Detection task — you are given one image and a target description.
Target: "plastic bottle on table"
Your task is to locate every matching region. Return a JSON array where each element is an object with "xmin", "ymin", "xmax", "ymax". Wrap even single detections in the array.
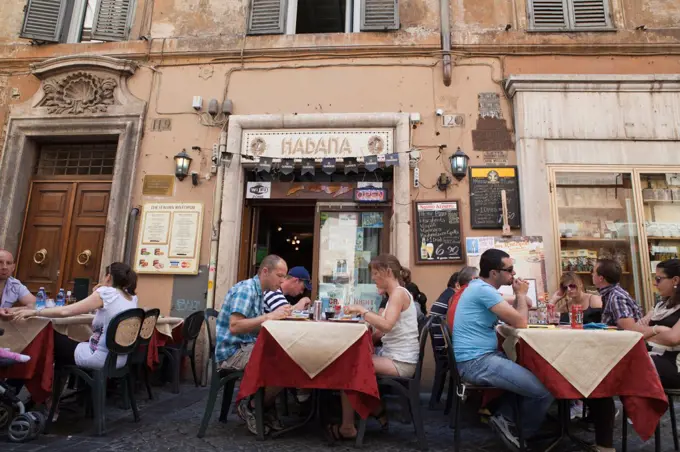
[
  {"xmin": 36, "ymin": 287, "xmax": 46, "ymax": 311},
  {"xmin": 56, "ymin": 288, "xmax": 66, "ymax": 307}
]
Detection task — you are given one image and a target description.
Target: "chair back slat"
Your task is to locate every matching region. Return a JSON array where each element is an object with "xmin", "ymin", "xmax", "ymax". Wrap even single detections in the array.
[
  {"xmin": 414, "ymin": 315, "xmax": 434, "ymax": 382},
  {"xmin": 439, "ymin": 321, "xmax": 462, "ymax": 386},
  {"xmin": 139, "ymin": 308, "xmax": 161, "ymax": 343},
  {"xmin": 204, "ymin": 308, "xmax": 219, "ymax": 355}
]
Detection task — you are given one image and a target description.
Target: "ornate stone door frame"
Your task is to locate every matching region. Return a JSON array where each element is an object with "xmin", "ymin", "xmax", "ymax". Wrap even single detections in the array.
[{"xmin": 0, "ymin": 55, "xmax": 146, "ymax": 277}]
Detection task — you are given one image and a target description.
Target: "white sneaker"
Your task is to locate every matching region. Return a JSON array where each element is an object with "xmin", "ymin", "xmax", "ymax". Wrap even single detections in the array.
[{"xmin": 489, "ymin": 414, "xmax": 521, "ymax": 450}]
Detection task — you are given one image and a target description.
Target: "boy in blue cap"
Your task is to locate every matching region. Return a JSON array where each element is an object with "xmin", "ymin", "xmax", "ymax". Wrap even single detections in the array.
[{"xmin": 263, "ymin": 266, "xmax": 313, "ymax": 313}]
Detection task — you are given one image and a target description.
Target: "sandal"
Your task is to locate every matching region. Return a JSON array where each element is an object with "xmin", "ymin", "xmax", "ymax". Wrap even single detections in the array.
[
  {"xmin": 326, "ymin": 423, "xmax": 357, "ymax": 441},
  {"xmin": 372, "ymin": 407, "xmax": 389, "ymax": 431}
]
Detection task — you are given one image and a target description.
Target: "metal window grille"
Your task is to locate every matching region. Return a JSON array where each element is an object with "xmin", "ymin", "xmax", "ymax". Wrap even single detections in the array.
[{"xmin": 35, "ymin": 143, "xmax": 117, "ymax": 176}]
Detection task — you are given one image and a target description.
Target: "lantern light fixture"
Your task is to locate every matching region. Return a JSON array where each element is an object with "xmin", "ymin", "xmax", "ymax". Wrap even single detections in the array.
[
  {"xmin": 174, "ymin": 149, "xmax": 193, "ymax": 181},
  {"xmin": 449, "ymin": 147, "xmax": 469, "ymax": 181}
]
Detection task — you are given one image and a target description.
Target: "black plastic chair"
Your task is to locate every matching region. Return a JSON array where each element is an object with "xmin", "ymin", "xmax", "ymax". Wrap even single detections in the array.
[
  {"xmin": 622, "ymin": 388, "xmax": 679, "ymax": 452},
  {"xmin": 440, "ymin": 322, "xmax": 525, "ymax": 452},
  {"xmin": 428, "ymin": 316, "xmax": 450, "ymax": 410},
  {"xmin": 129, "ymin": 309, "xmax": 160, "ymax": 400},
  {"xmin": 355, "ymin": 315, "xmax": 434, "ymax": 451},
  {"xmin": 160, "ymin": 310, "xmax": 204, "ymax": 393},
  {"xmin": 46, "ymin": 308, "xmax": 145, "ymax": 436},
  {"xmin": 197, "ymin": 308, "xmax": 248, "ymax": 438}
]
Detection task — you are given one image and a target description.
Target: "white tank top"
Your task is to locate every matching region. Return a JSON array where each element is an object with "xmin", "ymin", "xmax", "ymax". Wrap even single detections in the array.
[{"xmin": 380, "ymin": 286, "xmax": 420, "ymax": 364}]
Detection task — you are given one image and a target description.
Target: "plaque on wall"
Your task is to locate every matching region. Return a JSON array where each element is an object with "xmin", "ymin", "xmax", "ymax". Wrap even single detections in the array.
[
  {"xmin": 413, "ymin": 201, "xmax": 464, "ymax": 264},
  {"xmin": 469, "ymin": 166, "xmax": 521, "ymax": 229},
  {"xmin": 142, "ymin": 175, "xmax": 175, "ymax": 196}
]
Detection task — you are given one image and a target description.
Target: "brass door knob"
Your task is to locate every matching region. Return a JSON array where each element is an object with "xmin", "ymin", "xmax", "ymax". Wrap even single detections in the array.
[
  {"xmin": 33, "ymin": 249, "xmax": 47, "ymax": 265},
  {"xmin": 77, "ymin": 250, "xmax": 92, "ymax": 266}
]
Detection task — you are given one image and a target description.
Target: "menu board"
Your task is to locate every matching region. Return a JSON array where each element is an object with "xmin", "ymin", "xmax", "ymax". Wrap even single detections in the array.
[
  {"xmin": 469, "ymin": 166, "xmax": 521, "ymax": 229},
  {"xmin": 413, "ymin": 201, "xmax": 464, "ymax": 264},
  {"xmin": 134, "ymin": 203, "xmax": 204, "ymax": 275}
]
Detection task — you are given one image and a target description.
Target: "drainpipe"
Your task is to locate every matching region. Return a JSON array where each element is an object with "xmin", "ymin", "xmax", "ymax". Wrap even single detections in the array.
[
  {"xmin": 124, "ymin": 208, "xmax": 140, "ymax": 266},
  {"xmin": 202, "ymin": 129, "xmax": 227, "ymax": 386},
  {"xmin": 441, "ymin": 0, "xmax": 452, "ymax": 87}
]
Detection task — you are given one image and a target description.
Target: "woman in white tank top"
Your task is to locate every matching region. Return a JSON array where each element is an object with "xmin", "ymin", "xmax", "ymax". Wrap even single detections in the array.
[{"xmin": 326, "ymin": 254, "xmax": 420, "ymax": 441}]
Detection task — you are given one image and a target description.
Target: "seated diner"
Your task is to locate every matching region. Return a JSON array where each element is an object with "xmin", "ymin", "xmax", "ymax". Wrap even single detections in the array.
[
  {"xmin": 0, "ymin": 249, "xmax": 36, "ymax": 318},
  {"xmin": 547, "ymin": 271, "xmax": 603, "ymax": 324},
  {"xmin": 329, "ymin": 253, "xmax": 420, "ymax": 440}
]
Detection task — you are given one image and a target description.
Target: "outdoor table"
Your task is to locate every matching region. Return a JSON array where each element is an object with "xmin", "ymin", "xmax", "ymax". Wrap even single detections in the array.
[
  {"xmin": 498, "ymin": 325, "xmax": 668, "ymax": 446},
  {"xmin": 0, "ymin": 313, "xmax": 184, "ymax": 403},
  {"xmin": 147, "ymin": 316, "xmax": 184, "ymax": 369},
  {"xmin": 237, "ymin": 319, "xmax": 381, "ymax": 439}
]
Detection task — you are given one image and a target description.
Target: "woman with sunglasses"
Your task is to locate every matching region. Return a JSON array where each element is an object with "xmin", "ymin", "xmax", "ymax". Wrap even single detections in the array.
[
  {"xmin": 548, "ymin": 272, "xmax": 603, "ymax": 324},
  {"xmin": 640, "ymin": 259, "xmax": 680, "ymax": 388}
]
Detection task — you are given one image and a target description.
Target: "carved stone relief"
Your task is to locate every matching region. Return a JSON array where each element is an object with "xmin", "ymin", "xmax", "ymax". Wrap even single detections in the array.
[{"xmin": 39, "ymin": 72, "xmax": 118, "ymax": 115}]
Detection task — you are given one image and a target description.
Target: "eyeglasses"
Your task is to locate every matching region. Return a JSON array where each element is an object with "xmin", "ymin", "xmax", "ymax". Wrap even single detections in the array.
[
  {"xmin": 655, "ymin": 276, "xmax": 670, "ymax": 284},
  {"xmin": 498, "ymin": 266, "xmax": 514, "ymax": 273},
  {"xmin": 561, "ymin": 283, "xmax": 578, "ymax": 291}
]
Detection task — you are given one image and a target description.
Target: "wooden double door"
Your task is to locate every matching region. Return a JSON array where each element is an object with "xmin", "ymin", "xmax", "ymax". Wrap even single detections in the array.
[{"xmin": 17, "ymin": 181, "xmax": 111, "ymax": 297}]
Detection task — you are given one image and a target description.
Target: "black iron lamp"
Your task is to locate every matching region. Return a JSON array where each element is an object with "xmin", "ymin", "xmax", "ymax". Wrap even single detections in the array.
[
  {"xmin": 174, "ymin": 149, "xmax": 193, "ymax": 181},
  {"xmin": 449, "ymin": 147, "xmax": 469, "ymax": 181}
]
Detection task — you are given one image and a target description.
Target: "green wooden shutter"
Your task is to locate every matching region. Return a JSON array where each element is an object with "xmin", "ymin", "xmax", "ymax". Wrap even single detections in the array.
[
  {"xmin": 528, "ymin": 0, "xmax": 569, "ymax": 30},
  {"xmin": 570, "ymin": 0, "xmax": 610, "ymax": 29},
  {"xmin": 91, "ymin": 0, "xmax": 135, "ymax": 41},
  {"xmin": 20, "ymin": 0, "xmax": 69, "ymax": 42},
  {"xmin": 248, "ymin": 0, "xmax": 286, "ymax": 35},
  {"xmin": 361, "ymin": 0, "xmax": 399, "ymax": 31}
]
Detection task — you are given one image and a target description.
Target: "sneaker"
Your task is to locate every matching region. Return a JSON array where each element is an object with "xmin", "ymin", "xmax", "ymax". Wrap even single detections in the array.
[
  {"xmin": 265, "ymin": 407, "xmax": 285, "ymax": 431},
  {"xmin": 237, "ymin": 399, "xmax": 271, "ymax": 436},
  {"xmin": 489, "ymin": 414, "xmax": 521, "ymax": 450},
  {"xmin": 570, "ymin": 401, "xmax": 584, "ymax": 420}
]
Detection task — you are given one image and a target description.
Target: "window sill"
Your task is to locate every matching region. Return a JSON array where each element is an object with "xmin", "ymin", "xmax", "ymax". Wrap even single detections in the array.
[{"xmin": 526, "ymin": 27, "xmax": 617, "ymax": 33}]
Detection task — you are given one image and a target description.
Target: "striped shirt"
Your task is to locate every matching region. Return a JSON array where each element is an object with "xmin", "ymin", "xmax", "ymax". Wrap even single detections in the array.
[
  {"xmin": 263, "ymin": 289, "xmax": 290, "ymax": 313},
  {"xmin": 599, "ymin": 283, "xmax": 642, "ymax": 327},
  {"xmin": 430, "ymin": 287, "xmax": 455, "ymax": 354}
]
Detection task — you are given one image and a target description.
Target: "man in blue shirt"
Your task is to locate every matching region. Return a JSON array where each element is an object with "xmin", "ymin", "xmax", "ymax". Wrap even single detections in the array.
[
  {"xmin": 215, "ymin": 254, "xmax": 291, "ymax": 436},
  {"xmin": 454, "ymin": 249, "xmax": 553, "ymax": 450}
]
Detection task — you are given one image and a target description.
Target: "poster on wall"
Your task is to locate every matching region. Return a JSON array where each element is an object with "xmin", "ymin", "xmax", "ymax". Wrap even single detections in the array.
[
  {"xmin": 466, "ymin": 236, "xmax": 548, "ymax": 306},
  {"xmin": 134, "ymin": 203, "xmax": 204, "ymax": 275}
]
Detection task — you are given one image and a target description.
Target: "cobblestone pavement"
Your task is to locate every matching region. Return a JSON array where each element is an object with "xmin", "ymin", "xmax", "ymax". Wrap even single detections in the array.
[{"xmin": 2, "ymin": 384, "xmax": 677, "ymax": 451}]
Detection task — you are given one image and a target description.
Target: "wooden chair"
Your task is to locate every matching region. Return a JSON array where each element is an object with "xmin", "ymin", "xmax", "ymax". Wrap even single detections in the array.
[{"xmin": 46, "ymin": 308, "xmax": 145, "ymax": 436}]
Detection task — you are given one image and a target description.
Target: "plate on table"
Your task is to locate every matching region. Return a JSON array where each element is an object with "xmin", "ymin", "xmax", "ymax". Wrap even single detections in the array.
[
  {"xmin": 328, "ymin": 317, "xmax": 362, "ymax": 323},
  {"xmin": 283, "ymin": 316, "xmax": 310, "ymax": 321}
]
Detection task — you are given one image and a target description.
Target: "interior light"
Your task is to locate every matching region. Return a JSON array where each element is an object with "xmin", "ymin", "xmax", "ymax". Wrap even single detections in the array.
[
  {"xmin": 295, "ymin": 247, "xmax": 299, "ymax": 251},
  {"xmin": 277, "ymin": 226, "xmax": 282, "ymax": 232}
]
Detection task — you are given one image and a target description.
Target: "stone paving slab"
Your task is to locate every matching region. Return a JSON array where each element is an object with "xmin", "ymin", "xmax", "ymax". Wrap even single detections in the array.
[{"xmin": 2, "ymin": 384, "xmax": 676, "ymax": 451}]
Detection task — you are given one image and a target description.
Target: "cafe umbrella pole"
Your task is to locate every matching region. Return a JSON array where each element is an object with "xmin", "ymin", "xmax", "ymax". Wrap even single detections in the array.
[{"xmin": 203, "ymin": 128, "xmax": 228, "ymax": 386}]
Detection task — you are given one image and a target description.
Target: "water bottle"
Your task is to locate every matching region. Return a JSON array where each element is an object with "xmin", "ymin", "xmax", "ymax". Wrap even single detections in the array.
[
  {"xmin": 36, "ymin": 287, "xmax": 46, "ymax": 311},
  {"xmin": 56, "ymin": 288, "xmax": 65, "ymax": 307},
  {"xmin": 66, "ymin": 291, "xmax": 73, "ymax": 305}
]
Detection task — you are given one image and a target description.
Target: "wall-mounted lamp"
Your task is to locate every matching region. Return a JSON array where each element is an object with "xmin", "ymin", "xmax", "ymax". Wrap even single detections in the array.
[
  {"xmin": 437, "ymin": 173, "xmax": 451, "ymax": 191},
  {"xmin": 450, "ymin": 147, "xmax": 469, "ymax": 181},
  {"xmin": 174, "ymin": 149, "xmax": 193, "ymax": 181}
]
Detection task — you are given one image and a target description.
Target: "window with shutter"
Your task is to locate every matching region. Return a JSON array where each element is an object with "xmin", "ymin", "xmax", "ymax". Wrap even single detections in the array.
[
  {"xmin": 20, "ymin": 0, "xmax": 70, "ymax": 42},
  {"xmin": 528, "ymin": 0, "xmax": 612, "ymax": 31},
  {"xmin": 91, "ymin": 0, "xmax": 135, "ymax": 41},
  {"xmin": 570, "ymin": 0, "xmax": 610, "ymax": 29},
  {"xmin": 361, "ymin": 0, "xmax": 399, "ymax": 31},
  {"xmin": 248, "ymin": 0, "xmax": 287, "ymax": 35}
]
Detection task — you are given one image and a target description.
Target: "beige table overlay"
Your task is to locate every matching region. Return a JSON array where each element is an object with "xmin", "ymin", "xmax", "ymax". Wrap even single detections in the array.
[
  {"xmin": 0, "ymin": 318, "xmax": 50, "ymax": 353},
  {"xmin": 498, "ymin": 325, "xmax": 642, "ymax": 397},
  {"xmin": 264, "ymin": 320, "xmax": 368, "ymax": 379}
]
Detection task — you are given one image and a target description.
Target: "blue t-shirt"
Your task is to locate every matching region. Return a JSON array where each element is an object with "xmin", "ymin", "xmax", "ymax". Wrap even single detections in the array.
[{"xmin": 453, "ymin": 279, "xmax": 504, "ymax": 362}]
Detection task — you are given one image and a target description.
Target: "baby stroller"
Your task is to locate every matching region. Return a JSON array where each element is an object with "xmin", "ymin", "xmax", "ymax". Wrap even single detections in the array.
[{"xmin": 0, "ymin": 328, "xmax": 46, "ymax": 442}]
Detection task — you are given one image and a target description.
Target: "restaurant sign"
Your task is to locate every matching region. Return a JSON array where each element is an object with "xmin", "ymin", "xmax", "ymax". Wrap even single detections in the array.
[
  {"xmin": 242, "ymin": 129, "xmax": 393, "ymax": 160},
  {"xmin": 354, "ymin": 187, "xmax": 387, "ymax": 203}
]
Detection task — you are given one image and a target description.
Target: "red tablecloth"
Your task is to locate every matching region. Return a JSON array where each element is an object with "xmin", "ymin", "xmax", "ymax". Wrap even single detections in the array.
[
  {"xmin": 147, "ymin": 327, "xmax": 183, "ymax": 369},
  {"xmin": 519, "ymin": 337, "xmax": 667, "ymax": 441},
  {"xmin": 237, "ymin": 328, "xmax": 381, "ymax": 419},
  {"xmin": 0, "ymin": 323, "xmax": 54, "ymax": 404}
]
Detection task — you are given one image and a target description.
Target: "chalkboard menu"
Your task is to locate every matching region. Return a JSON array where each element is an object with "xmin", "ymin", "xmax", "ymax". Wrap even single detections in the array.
[
  {"xmin": 469, "ymin": 166, "xmax": 521, "ymax": 229},
  {"xmin": 413, "ymin": 201, "xmax": 464, "ymax": 264}
]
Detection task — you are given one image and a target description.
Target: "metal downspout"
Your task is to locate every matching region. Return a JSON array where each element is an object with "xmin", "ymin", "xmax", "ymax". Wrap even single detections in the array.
[{"xmin": 441, "ymin": 0, "xmax": 452, "ymax": 86}]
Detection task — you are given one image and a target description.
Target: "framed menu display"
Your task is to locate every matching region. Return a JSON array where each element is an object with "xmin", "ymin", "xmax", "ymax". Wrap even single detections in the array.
[
  {"xmin": 413, "ymin": 201, "xmax": 464, "ymax": 264},
  {"xmin": 134, "ymin": 203, "xmax": 204, "ymax": 275},
  {"xmin": 469, "ymin": 166, "xmax": 521, "ymax": 229}
]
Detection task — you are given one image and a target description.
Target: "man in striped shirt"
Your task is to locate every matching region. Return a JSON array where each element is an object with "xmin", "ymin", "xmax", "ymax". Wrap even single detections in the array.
[{"xmin": 263, "ymin": 266, "xmax": 313, "ymax": 313}]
